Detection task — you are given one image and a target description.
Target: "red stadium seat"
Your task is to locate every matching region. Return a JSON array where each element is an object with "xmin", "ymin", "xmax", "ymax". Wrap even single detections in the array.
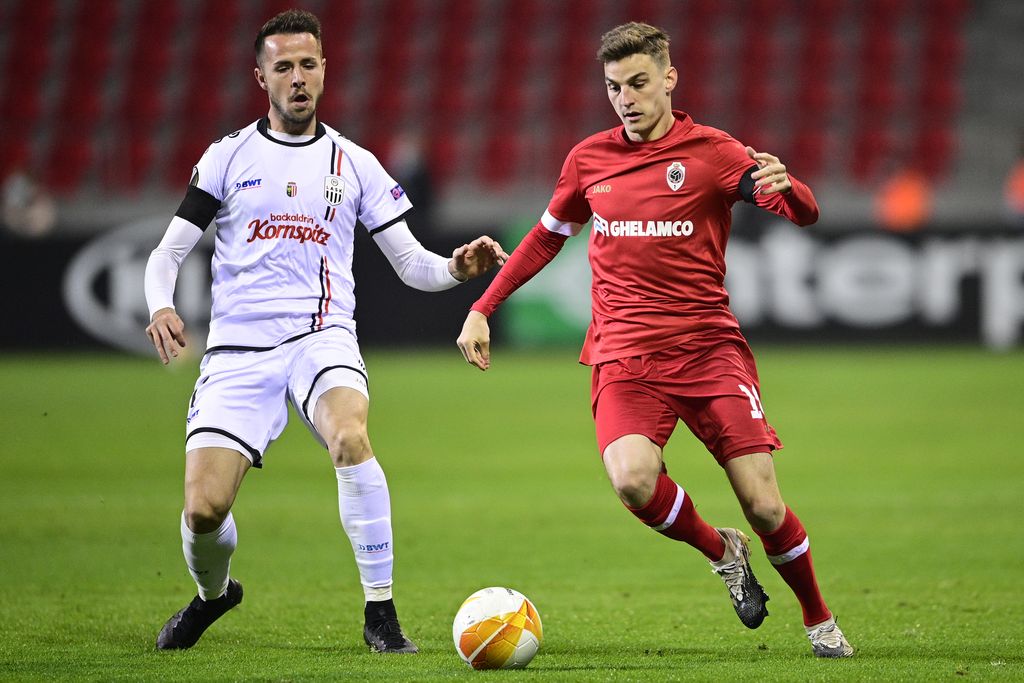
[
  {"xmin": 790, "ymin": 129, "xmax": 828, "ymax": 180},
  {"xmin": 426, "ymin": 135, "xmax": 458, "ymax": 183},
  {"xmin": 851, "ymin": 126, "xmax": 895, "ymax": 182},
  {"xmin": 913, "ymin": 125, "xmax": 956, "ymax": 177},
  {"xmin": 480, "ymin": 134, "xmax": 525, "ymax": 186},
  {"xmin": 43, "ymin": 135, "xmax": 95, "ymax": 195},
  {"xmin": 0, "ymin": 138, "xmax": 31, "ymax": 181}
]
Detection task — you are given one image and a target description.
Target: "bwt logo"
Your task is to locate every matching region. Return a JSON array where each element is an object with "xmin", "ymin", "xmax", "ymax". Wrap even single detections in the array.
[
  {"xmin": 235, "ymin": 178, "xmax": 262, "ymax": 190},
  {"xmin": 358, "ymin": 542, "xmax": 390, "ymax": 553}
]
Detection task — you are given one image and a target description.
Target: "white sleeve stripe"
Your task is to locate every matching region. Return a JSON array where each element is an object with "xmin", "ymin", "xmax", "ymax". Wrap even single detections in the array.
[
  {"xmin": 652, "ymin": 485, "xmax": 686, "ymax": 531},
  {"xmin": 767, "ymin": 537, "xmax": 810, "ymax": 565},
  {"xmin": 540, "ymin": 209, "xmax": 586, "ymax": 237}
]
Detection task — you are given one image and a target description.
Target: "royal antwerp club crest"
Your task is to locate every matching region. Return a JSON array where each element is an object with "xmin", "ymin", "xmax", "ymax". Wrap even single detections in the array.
[
  {"xmin": 666, "ymin": 162, "xmax": 686, "ymax": 191},
  {"xmin": 323, "ymin": 175, "xmax": 345, "ymax": 205}
]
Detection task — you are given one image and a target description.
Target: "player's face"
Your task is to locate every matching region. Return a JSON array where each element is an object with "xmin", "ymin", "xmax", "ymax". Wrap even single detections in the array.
[
  {"xmin": 255, "ymin": 32, "xmax": 326, "ymax": 135},
  {"xmin": 604, "ymin": 53, "xmax": 677, "ymax": 143}
]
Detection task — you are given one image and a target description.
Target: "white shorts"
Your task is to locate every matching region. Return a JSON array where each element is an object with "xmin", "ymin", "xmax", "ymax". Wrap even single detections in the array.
[{"xmin": 184, "ymin": 327, "xmax": 368, "ymax": 467}]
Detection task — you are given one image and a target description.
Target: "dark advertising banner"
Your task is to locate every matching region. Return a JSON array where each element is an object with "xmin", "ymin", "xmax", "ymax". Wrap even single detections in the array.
[
  {"xmin": 0, "ymin": 219, "xmax": 493, "ymax": 354},
  {"xmin": 503, "ymin": 221, "xmax": 1024, "ymax": 350},
  {"xmin": 2, "ymin": 220, "xmax": 1023, "ymax": 353}
]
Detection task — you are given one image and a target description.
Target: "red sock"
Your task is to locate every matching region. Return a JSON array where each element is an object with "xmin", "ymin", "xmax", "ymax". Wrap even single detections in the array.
[
  {"xmin": 626, "ymin": 473, "xmax": 725, "ymax": 560},
  {"xmin": 755, "ymin": 507, "xmax": 831, "ymax": 626}
]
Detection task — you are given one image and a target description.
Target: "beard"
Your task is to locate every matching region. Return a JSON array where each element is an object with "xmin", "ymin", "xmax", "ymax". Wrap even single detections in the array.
[{"xmin": 270, "ymin": 92, "xmax": 319, "ymax": 130}]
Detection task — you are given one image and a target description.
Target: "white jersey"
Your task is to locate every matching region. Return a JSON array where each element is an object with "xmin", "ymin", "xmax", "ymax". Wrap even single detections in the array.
[{"xmin": 187, "ymin": 118, "xmax": 412, "ymax": 351}]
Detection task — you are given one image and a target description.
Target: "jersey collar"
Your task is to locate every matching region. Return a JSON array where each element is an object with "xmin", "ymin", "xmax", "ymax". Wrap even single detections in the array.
[
  {"xmin": 617, "ymin": 110, "xmax": 694, "ymax": 147},
  {"xmin": 257, "ymin": 117, "xmax": 326, "ymax": 146}
]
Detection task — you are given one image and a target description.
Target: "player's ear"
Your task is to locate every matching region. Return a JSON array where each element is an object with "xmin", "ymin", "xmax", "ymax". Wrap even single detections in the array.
[
  {"xmin": 254, "ymin": 66, "xmax": 268, "ymax": 91},
  {"xmin": 664, "ymin": 65, "xmax": 677, "ymax": 95}
]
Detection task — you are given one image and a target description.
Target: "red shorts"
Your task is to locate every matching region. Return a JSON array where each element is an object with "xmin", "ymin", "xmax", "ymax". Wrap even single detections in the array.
[{"xmin": 591, "ymin": 336, "xmax": 783, "ymax": 466}]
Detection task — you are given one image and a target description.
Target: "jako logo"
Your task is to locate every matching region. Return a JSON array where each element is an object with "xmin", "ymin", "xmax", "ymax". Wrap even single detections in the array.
[
  {"xmin": 358, "ymin": 542, "xmax": 391, "ymax": 553},
  {"xmin": 235, "ymin": 178, "xmax": 262, "ymax": 190}
]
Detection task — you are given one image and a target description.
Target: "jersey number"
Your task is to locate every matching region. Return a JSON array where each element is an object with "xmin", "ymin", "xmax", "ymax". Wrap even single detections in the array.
[{"xmin": 738, "ymin": 384, "xmax": 765, "ymax": 419}]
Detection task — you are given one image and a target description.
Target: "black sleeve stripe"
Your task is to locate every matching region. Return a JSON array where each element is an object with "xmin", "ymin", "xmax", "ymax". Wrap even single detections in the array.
[
  {"xmin": 175, "ymin": 185, "xmax": 222, "ymax": 230},
  {"xmin": 739, "ymin": 164, "xmax": 758, "ymax": 204},
  {"xmin": 367, "ymin": 209, "xmax": 412, "ymax": 236}
]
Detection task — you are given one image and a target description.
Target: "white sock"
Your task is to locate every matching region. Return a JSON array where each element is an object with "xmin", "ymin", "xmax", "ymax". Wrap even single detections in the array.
[
  {"xmin": 336, "ymin": 458, "xmax": 394, "ymax": 602},
  {"xmin": 181, "ymin": 511, "xmax": 236, "ymax": 601}
]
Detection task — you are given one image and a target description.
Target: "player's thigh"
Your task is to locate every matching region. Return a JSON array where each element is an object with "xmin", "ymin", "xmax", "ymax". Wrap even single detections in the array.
[
  {"xmin": 668, "ymin": 343, "xmax": 782, "ymax": 465},
  {"xmin": 592, "ymin": 359, "xmax": 677, "ymax": 458},
  {"xmin": 185, "ymin": 349, "xmax": 290, "ymax": 469},
  {"xmin": 286, "ymin": 327, "xmax": 370, "ymax": 450},
  {"xmin": 183, "ymin": 446, "xmax": 252, "ymax": 531}
]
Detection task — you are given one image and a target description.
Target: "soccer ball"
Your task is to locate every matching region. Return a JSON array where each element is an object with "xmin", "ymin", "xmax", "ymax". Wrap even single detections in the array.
[{"xmin": 452, "ymin": 587, "xmax": 543, "ymax": 669}]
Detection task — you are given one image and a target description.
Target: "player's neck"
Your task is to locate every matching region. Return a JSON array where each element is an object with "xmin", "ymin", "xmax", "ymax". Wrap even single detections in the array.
[
  {"xmin": 267, "ymin": 111, "xmax": 318, "ymax": 136},
  {"xmin": 626, "ymin": 113, "xmax": 675, "ymax": 144}
]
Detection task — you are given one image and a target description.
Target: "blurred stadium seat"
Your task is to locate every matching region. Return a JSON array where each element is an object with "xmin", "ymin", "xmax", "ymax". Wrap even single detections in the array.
[{"xmin": 1, "ymin": 0, "xmax": 968, "ymax": 198}]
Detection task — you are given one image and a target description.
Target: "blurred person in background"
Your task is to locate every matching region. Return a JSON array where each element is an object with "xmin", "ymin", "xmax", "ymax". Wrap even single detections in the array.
[
  {"xmin": 1003, "ymin": 134, "xmax": 1024, "ymax": 226},
  {"xmin": 145, "ymin": 9, "xmax": 506, "ymax": 655},
  {"xmin": 1, "ymin": 170, "xmax": 56, "ymax": 238},
  {"xmin": 457, "ymin": 22, "xmax": 853, "ymax": 658},
  {"xmin": 875, "ymin": 162, "xmax": 933, "ymax": 232},
  {"xmin": 387, "ymin": 131, "xmax": 437, "ymax": 236}
]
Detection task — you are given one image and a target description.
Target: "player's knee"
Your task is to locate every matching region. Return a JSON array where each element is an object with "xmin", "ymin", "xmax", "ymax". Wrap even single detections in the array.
[
  {"xmin": 608, "ymin": 468, "xmax": 656, "ymax": 508},
  {"xmin": 740, "ymin": 494, "xmax": 785, "ymax": 532},
  {"xmin": 325, "ymin": 423, "xmax": 372, "ymax": 467},
  {"xmin": 183, "ymin": 498, "xmax": 231, "ymax": 534}
]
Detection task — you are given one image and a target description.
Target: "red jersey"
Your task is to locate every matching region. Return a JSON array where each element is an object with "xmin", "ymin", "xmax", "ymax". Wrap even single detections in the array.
[{"xmin": 473, "ymin": 110, "xmax": 818, "ymax": 365}]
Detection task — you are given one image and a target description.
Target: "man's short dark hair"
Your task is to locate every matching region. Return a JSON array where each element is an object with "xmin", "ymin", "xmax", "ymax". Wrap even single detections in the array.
[
  {"xmin": 254, "ymin": 9, "xmax": 322, "ymax": 63},
  {"xmin": 597, "ymin": 22, "xmax": 670, "ymax": 69}
]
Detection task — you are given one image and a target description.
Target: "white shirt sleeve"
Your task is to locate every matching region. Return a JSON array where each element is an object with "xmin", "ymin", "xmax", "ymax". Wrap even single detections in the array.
[
  {"xmin": 144, "ymin": 216, "xmax": 204, "ymax": 317},
  {"xmin": 372, "ymin": 220, "xmax": 462, "ymax": 291}
]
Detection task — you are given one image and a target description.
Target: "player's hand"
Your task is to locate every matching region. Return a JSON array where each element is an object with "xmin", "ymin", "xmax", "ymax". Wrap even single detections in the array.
[
  {"xmin": 747, "ymin": 146, "xmax": 792, "ymax": 195},
  {"xmin": 449, "ymin": 236, "xmax": 509, "ymax": 281},
  {"xmin": 457, "ymin": 310, "xmax": 492, "ymax": 371},
  {"xmin": 146, "ymin": 307, "xmax": 187, "ymax": 365}
]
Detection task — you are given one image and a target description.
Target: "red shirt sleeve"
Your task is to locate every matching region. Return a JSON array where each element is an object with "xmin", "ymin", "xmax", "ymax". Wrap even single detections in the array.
[
  {"xmin": 470, "ymin": 223, "xmax": 568, "ymax": 317},
  {"xmin": 547, "ymin": 147, "xmax": 592, "ymax": 225},
  {"xmin": 757, "ymin": 174, "xmax": 819, "ymax": 226}
]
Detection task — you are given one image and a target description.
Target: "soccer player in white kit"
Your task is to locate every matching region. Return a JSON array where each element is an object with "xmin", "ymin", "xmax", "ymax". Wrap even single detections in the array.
[{"xmin": 145, "ymin": 10, "xmax": 508, "ymax": 653}]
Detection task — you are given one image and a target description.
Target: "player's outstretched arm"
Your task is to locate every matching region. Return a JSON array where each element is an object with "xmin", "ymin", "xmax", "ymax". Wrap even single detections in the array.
[
  {"xmin": 457, "ymin": 310, "xmax": 492, "ymax": 371},
  {"xmin": 448, "ymin": 236, "xmax": 509, "ymax": 281},
  {"xmin": 146, "ymin": 307, "xmax": 187, "ymax": 365}
]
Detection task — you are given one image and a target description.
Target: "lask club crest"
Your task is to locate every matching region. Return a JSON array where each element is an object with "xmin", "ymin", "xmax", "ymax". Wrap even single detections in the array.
[
  {"xmin": 666, "ymin": 162, "xmax": 686, "ymax": 191},
  {"xmin": 323, "ymin": 175, "xmax": 345, "ymax": 205}
]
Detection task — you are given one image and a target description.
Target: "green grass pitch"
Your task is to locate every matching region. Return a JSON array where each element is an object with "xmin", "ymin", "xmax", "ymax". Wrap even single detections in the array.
[{"xmin": 1, "ymin": 346, "xmax": 1022, "ymax": 681}]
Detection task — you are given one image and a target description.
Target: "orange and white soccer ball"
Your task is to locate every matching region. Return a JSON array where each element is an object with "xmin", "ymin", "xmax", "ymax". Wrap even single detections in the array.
[{"xmin": 452, "ymin": 587, "xmax": 543, "ymax": 669}]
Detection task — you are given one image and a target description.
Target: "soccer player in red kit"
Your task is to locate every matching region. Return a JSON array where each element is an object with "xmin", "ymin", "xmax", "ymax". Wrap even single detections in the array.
[{"xmin": 457, "ymin": 22, "xmax": 853, "ymax": 658}]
